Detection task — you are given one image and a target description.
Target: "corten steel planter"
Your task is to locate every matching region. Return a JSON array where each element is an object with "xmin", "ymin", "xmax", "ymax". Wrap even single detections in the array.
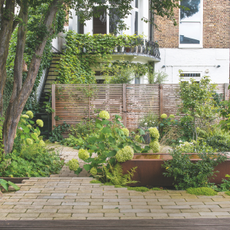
[{"xmin": 121, "ymin": 153, "xmax": 230, "ymax": 187}]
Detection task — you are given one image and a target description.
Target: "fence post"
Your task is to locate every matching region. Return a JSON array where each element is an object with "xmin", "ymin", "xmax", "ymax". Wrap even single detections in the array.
[
  {"xmin": 224, "ymin": 83, "xmax": 229, "ymax": 101},
  {"xmin": 159, "ymin": 84, "xmax": 163, "ymax": 116},
  {"xmin": 51, "ymin": 84, "xmax": 56, "ymax": 130},
  {"xmin": 123, "ymin": 84, "xmax": 127, "ymax": 127}
]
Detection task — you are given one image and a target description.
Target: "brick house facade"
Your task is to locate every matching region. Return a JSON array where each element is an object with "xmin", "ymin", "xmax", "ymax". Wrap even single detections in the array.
[{"xmin": 154, "ymin": 0, "xmax": 230, "ymax": 83}]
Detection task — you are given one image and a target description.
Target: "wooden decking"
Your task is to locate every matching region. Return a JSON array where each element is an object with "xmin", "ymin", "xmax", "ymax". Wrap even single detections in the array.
[{"xmin": 1, "ymin": 219, "xmax": 230, "ymax": 230}]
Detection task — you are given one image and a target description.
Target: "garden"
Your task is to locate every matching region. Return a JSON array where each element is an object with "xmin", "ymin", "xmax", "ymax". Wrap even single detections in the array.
[
  {"xmin": 2, "ymin": 75, "xmax": 230, "ymax": 198},
  {"xmin": 1, "ymin": 29, "xmax": 230, "ymax": 196}
]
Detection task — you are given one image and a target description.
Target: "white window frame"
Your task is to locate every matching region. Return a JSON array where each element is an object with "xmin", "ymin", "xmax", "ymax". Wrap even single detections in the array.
[
  {"xmin": 180, "ymin": 71, "xmax": 202, "ymax": 82},
  {"xmin": 179, "ymin": 0, "xmax": 203, "ymax": 49}
]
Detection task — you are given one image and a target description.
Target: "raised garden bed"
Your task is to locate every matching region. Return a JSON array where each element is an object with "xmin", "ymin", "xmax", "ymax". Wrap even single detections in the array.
[{"xmin": 121, "ymin": 153, "xmax": 230, "ymax": 187}]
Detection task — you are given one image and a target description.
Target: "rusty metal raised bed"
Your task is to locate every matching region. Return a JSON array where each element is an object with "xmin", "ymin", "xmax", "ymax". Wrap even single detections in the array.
[{"xmin": 121, "ymin": 153, "xmax": 230, "ymax": 187}]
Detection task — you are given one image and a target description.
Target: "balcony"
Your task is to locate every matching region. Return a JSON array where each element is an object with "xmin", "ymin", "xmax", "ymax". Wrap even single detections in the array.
[
  {"xmin": 112, "ymin": 40, "xmax": 160, "ymax": 62},
  {"xmin": 78, "ymin": 39, "xmax": 161, "ymax": 62}
]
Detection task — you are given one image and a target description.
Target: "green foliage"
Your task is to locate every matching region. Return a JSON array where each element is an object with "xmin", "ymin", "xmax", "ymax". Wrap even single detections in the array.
[
  {"xmin": 225, "ymin": 191, "xmax": 230, "ymax": 196},
  {"xmin": 147, "ymin": 71, "xmax": 168, "ymax": 84},
  {"xmin": 216, "ymin": 174, "xmax": 230, "ymax": 192},
  {"xmin": 178, "ymin": 77, "xmax": 218, "ymax": 140},
  {"xmin": 138, "ymin": 112, "xmax": 158, "ymax": 128},
  {"xmin": 57, "ymin": 32, "xmax": 152, "ymax": 85},
  {"xmin": 90, "ymin": 180, "xmax": 101, "ymax": 184},
  {"xmin": 13, "ymin": 112, "xmax": 46, "ymax": 153},
  {"xmin": 127, "ymin": 186, "xmax": 149, "ymax": 192},
  {"xmin": 0, "ymin": 179, "xmax": 20, "ymax": 192},
  {"xmin": 103, "ymin": 163, "xmax": 137, "ymax": 186},
  {"xmin": 49, "ymin": 122, "xmax": 70, "ymax": 143},
  {"xmin": 163, "ymin": 149, "xmax": 227, "ymax": 190},
  {"xmin": 219, "ymin": 100, "xmax": 230, "ymax": 132},
  {"xmin": 186, "ymin": 187, "xmax": 217, "ymax": 196},
  {"xmin": 69, "ymin": 111, "xmax": 149, "ymax": 185},
  {"xmin": 0, "ymin": 116, "xmax": 4, "ymax": 159},
  {"xmin": 0, "ymin": 144, "xmax": 64, "ymax": 177}
]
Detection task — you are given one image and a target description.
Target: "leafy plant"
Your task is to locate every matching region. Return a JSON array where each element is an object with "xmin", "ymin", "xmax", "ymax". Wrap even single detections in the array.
[
  {"xmin": 0, "ymin": 144, "xmax": 64, "ymax": 177},
  {"xmin": 148, "ymin": 71, "xmax": 168, "ymax": 84},
  {"xmin": 66, "ymin": 111, "xmax": 149, "ymax": 185},
  {"xmin": 0, "ymin": 179, "xmax": 20, "ymax": 192},
  {"xmin": 103, "ymin": 163, "xmax": 137, "ymax": 186},
  {"xmin": 178, "ymin": 76, "xmax": 218, "ymax": 140},
  {"xmin": 49, "ymin": 122, "xmax": 70, "ymax": 143},
  {"xmin": 163, "ymin": 148, "xmax": 227, "ymax": 190}
]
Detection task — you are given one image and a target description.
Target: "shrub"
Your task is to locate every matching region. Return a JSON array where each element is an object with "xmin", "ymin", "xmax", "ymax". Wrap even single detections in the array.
[
  {"xmin": 66, "ymin": 159, "xmax": 79, "ymax": 171},
  {"xmin": 163, "ymin": 149, "xmax": 227, "ymax": 190},
  {"xmin": 0, "ymin": 144, "xmax": 64, "ymax": 177},
  {"xmin": 186, "ymin": 187, "xmax": 217, "ymax": 196}
]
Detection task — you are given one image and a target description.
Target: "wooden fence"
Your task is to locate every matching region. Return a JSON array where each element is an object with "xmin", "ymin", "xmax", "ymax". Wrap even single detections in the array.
[{"xmin": 52, "ymin": 83, "xmax": 229, "ymax": 130}]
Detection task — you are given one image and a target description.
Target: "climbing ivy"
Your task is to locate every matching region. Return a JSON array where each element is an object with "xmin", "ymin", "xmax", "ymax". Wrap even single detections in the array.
[{"xmin": 57, "ymin": 31, "xmax": 153, "ymax": 84}]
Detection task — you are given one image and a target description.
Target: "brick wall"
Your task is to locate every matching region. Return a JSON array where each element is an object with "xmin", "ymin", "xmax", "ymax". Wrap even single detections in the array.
[{"xmin": 154, "ymin": 0, "xmax": 230, "ymax": 48}]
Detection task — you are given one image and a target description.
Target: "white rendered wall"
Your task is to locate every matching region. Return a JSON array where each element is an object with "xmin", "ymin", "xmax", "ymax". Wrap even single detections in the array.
[{"xmin": 155, "ymin": 48, "xmax": 230, "ymax": 84}]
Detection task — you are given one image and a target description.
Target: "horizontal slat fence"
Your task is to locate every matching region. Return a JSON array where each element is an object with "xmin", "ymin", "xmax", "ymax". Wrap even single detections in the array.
[{"xmin": 52, "ymin": 83, "xmax": 229, "ymax": 130}]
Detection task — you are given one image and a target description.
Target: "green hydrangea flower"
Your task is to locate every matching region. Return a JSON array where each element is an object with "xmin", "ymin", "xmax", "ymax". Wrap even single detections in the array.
[
  {"xmin": 160, "ymin": 113, "xmax": 167, "ymax": 119},
  {"xmin": 39, "ymin": 140, "xmax": 46, "ymax": 147},
  {"xmin": 36, "ymin": 119, "xmax": 44, "ymax": 127},
  {"xmin": 116, "ymin": 146, "xmax": 134, "ymax": 163},
  {"xmin": 149, "ymin": 141, "xmax": 160, "ymax": 153},
  {"xmin": 26, "ymin": 138, "xmax": 34, "ymax": 145},
  {"xmin": 78, "ymin": 149, "xmax": 90, "ymax": 160},
  {"xmin": 21, "ymin": 119, "xmax": 26, "ymax": 124},
  {"xmin": 121, "ymin": 128, "xmax": 129, "ymax": 137},
  {"xmin": 34, "ymin": 129, "xmax": 41, "ymax": 136},
  {"xmin": 21, "ymin": 114, "xmax": 29, "ymax": 119},
  {"xmin": 99, "ymin": 110, "xmax": 110, "ymax": 120},
  {"xmin": 90, "ymin": 167, "xmax": 97, "ymax": 176},
  {"xmin": 149, "ymin": 127, "xmax": 160, "ymax": 139},
  {"xmin": 134, "ymin": 135, "xmax": 141, "ymax": 142},
  {"xmin": 169, "ymin": 114, "xmax": 175, "ymax": 119},
  {"xmin": 66, "ymin": 159, "xmax": 79, "ymax": 171},
  {"xmin": 26, "ymin": 111, "xmax": 34, "ymax": 119},
  {"xmin": 27, "ymin": 124, "xmax": 32, "ymax": 129}
]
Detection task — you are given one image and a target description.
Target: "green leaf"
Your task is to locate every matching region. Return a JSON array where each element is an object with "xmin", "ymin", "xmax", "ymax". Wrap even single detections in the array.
[
  {"xmin": 107, "ymin": 150, "xmax": 117, "ymax": 157},
  {"xmin": 0, "ymin": 179, "xmax": 9, "ymax": 191},
  {"xmin": 83, "ymin": 164, "xmax": 91, "ymax": 171},
  {"xmin": 74, "ymin": 167, "xmax": 83, "ymax": 175},
  {"xmin": 7, "ymin": 181, "xmax": 20, "ymax": 191},
  {"xmin": 101, "ymin": 127, "xmax": 111, "ymax": 134},
  {"xmin": 138, "ymin": 129, "xmax": 145, "ymax": 135},
  {"xmin": 101, "ymin": 120, "xmax": 110, "ymax": 125}
]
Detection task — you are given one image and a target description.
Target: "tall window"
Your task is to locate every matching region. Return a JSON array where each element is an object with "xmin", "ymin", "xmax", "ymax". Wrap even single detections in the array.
[
  {"xmin": 134, "ymin": 0, "xmax": 138, "ymax": 35},
  {"xmin": 179, "ymin": 0, "xmax": 203, "ymax": 48},
  {"xmin": 109, "ymin": 8, "xmax": 120, "ymax": 34},
  {"xmin": 93, "ymin": 7, "xmax": 107, "ymax": 34}
]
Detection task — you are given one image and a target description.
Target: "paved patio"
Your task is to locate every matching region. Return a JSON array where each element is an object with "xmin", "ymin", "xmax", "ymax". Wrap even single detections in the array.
[{"xmin": 1, "ymin": 144, "xmax": 230, "ymax": 220}]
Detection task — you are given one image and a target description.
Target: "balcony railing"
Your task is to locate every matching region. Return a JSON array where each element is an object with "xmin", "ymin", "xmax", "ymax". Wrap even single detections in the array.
[
  {"xmin": 113, "ymin": 40, "xmax": 160, "ymax": 60},
  {"xmin": 78, "ymin": 39, "xmax": 160, "ymax": 61}
]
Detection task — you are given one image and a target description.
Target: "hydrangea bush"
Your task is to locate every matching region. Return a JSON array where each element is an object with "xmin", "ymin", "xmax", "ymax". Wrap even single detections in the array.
[
  {"xmin": 14, "ymin": 111, "xmax": 46, "ymax": 152},
  {"xmin": 66, "ymin": 111, "xmax": 150, "ymax": 183}
]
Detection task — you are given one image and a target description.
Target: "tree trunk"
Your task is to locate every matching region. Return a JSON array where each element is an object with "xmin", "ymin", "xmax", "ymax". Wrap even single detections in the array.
[
  {"xmin": 0, "ymin": 0, "xmax": 15, "ymax": 116},
  {"xmin": 3, "ymin": 0, "xmax": 62, "ymax": 154}
]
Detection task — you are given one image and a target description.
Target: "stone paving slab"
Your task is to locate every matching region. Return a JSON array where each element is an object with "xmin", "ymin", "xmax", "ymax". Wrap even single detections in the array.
[{"xmin": 1, "ymin": 177, "xmax": 230, "ymax": 220}]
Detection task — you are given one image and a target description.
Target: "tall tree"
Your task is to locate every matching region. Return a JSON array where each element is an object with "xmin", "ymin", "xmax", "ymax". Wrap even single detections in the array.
[{"xmin": 0, "ymin": 0, "xmax": 180, "ymax": 154}]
